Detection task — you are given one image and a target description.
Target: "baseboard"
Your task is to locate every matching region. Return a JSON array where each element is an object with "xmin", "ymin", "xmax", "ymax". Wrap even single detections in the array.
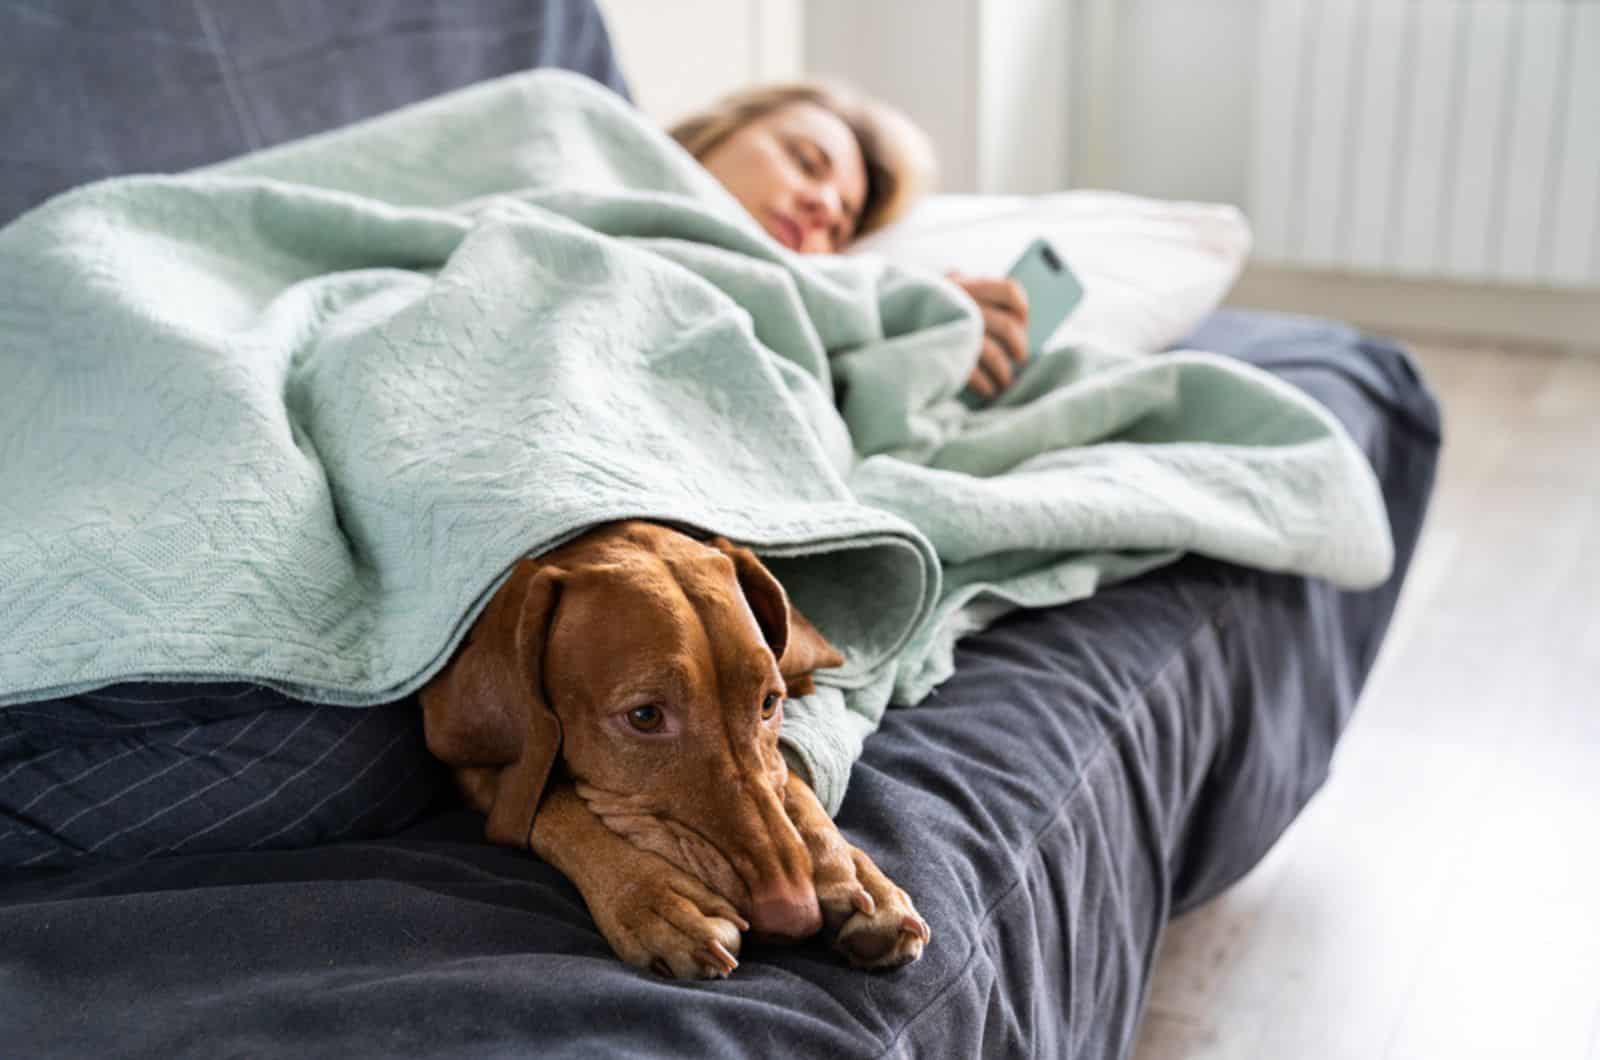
[{"xmin": 1225, "ymin": 264, "xmax": 1600, "ymax": 355}]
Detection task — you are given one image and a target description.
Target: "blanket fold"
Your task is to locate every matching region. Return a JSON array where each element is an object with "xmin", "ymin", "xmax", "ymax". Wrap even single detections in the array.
[{"xmin": 0, "ymin": 71, "xmax": 1391, "ymax": 814}]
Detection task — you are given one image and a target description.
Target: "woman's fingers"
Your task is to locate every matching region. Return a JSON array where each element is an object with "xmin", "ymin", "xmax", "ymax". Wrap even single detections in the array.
[
  {"xmin": 949, "ymin": 272, "xmax": 1031, "ymax": 401},
  {"xmin": 967, "ymin": 337, "xmax": 1013, "ymax": 399},
  {"xmin": 982, "ymin": 304, "xmax": 1030, "ymax": 365},
  {"xmin": 966, "ymin": 364, "xmax": 995, "ymax": 399},
  {"xmin": 960, "ymin": 276, "xmax": 1028, "ymax": 320}
]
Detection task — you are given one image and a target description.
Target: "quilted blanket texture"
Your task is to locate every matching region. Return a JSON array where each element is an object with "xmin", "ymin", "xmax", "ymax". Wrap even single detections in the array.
[{"xmin": 0, "ymin": 72, "xmax": 1391, "ymax": 813}]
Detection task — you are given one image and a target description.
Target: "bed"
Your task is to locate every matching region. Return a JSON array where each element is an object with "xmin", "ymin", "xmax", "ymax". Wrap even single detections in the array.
[{"xmin": 0, "ymin": 3, "xmax": 1440, "ymax": 1058}]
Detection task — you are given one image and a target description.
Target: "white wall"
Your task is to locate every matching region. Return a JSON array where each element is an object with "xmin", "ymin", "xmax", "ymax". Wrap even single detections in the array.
[
  {"xmin": 799, "ymin": 0, "xmax": 1245, "ymax": 200},
  {"xmin": 1072, "ymin": 0, "xmax": 1256, "ymax": 206},
  {"xmin": 603, "ymin": 0, "xmax": 1072, "ymax": 195},
  {"xmin": 973, "ymin": 0, "xmax": 1074, "ymax": 195},
  {"xmin": 804, "ymin": 0, "xmax": 1072, "ymax": 195},
  {"xmin": 598, "ymin": 0, "xmax": 802, "ymax": 125},
  {"xmin": 804, "ymin": 0, "xmax": 980, "ymax": 191}
]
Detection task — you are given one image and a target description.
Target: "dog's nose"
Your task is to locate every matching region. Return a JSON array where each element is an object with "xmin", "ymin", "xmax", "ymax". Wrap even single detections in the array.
[{"xmin": 749, "ymin": 885, "xmax": 823, "ymax": 940}]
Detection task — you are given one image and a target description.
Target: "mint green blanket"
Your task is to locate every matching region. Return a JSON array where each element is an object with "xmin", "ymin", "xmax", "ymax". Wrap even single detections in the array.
[{"xmin": 0, "ymin": 72, "xmax": 1391, "ymax": 813}]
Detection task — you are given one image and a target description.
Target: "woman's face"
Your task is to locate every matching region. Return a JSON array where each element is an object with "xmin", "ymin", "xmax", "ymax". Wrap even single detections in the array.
[{"xmin": 698, "ymin": 102, "xmax": 868, "ymax": 254}]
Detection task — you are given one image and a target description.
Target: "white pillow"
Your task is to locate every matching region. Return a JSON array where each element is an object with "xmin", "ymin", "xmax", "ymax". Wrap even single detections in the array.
[{"xmin": 848, "ymin": 190, "xmax": 1252, "ymax": 354}]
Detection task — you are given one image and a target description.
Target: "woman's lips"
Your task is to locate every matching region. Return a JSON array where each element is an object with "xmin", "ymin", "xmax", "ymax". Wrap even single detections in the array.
[{"xmin": 765, "ymin": 211, "xmax": 802, "ymax": 251}]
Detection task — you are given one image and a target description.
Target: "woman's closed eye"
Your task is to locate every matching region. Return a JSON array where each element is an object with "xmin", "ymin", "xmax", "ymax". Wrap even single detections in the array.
[
  {"xmin": 785, "ymin": 141, "xmax": 855, "ymax": 247},
  {"xmin": 785, "ymin": 138, "xmax": 827, "ymax": 179}
]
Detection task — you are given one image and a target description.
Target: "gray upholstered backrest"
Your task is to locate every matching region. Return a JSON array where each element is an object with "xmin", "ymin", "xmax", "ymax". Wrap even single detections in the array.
[{"xmin": 0, "ymin": 0, "xmax": 630, "ymax": 225}]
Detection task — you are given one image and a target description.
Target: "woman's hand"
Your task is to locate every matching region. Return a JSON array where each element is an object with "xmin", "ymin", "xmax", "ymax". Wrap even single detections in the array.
[{"xmin": 948, "ymin": 272, "xmax": 1030, "ymax": 400}]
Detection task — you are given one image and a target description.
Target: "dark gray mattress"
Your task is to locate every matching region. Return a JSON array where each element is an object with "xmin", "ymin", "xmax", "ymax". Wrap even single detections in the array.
[{"xmin": 0, "ymin": 310, "xmax": 1441, "ymax": 1058}]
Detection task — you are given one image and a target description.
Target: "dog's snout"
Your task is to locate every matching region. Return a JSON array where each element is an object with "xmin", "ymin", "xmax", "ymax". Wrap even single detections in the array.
[
  {"xmin": 749, "ymin": 884, "xmax": 822, "ymax": 940},
  {"xmin": 728, "ymin": 776, "xmax": 820, "ymax": 940}
]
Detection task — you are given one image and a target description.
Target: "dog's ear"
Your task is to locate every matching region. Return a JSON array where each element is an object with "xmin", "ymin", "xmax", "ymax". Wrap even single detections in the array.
[
  {"xmin": 772, "ymin": 605, "xmax": 846, "ymax": 696},
  {"xmin": 711, "ymin": 539, "xmax": 847, "ymax": 697},
  {"xmin": 420, "ymin": 559, "xmax": 564, "ymax": 849}
]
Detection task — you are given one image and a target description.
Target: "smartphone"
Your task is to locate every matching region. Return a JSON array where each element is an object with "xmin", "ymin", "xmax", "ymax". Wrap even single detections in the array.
[{"xmin": 1007, "ymin": 237, "xmax": 1083, "ymax": 355}]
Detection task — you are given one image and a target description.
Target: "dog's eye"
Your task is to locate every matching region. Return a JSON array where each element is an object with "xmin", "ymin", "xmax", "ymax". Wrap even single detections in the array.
[
  {"xmin": 761, "ymin": 693, "xmax": 781, "ymax": 720},
  {"xmin": 627, "ymin": 705, "xmax": 664, "ymax": 732}
]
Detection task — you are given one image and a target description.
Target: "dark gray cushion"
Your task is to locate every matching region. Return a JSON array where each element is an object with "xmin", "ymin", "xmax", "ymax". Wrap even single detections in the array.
[{"xmin": 0, "ymin": 0, "xmax": 630, "ymax": 226}]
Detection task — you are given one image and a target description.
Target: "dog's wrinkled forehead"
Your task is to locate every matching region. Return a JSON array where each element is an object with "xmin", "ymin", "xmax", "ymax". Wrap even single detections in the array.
[{"xmin": 544, "ymin": 546, "xmax": 774, "ymax": 705}]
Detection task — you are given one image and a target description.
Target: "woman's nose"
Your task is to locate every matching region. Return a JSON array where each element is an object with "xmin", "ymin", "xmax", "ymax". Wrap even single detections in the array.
[{"xmin": 795, "ymin": 183, "xmax": 842, "ymax": 230}]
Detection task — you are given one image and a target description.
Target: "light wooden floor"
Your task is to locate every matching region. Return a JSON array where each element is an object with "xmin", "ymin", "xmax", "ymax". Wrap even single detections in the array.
[{"xmin": 1132, "ymin": 339, "xmax": 1600, "ymax": 1060}]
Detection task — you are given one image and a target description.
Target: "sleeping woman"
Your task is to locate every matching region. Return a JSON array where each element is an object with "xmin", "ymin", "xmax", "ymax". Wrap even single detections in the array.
[{"xmin": 669, "ymin": 82, "xmax": 1031, "ymax": 402}]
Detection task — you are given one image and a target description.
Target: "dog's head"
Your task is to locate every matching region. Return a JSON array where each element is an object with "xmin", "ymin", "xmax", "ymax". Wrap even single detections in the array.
[{"xmin": 420, "ymin": 520, "xmax": 844, "ymax": 940}]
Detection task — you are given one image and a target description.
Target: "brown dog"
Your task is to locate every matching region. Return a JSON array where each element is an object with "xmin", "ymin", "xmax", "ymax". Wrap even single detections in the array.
[{"xmin": 420, "ymin": 521, "xmax": 929, "ymax": 979}]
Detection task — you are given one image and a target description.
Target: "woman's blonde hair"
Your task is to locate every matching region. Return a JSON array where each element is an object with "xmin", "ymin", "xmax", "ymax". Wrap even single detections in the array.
[{"xmin": 668, "ymin": 80, "xmax": 936, "ymax": 241}]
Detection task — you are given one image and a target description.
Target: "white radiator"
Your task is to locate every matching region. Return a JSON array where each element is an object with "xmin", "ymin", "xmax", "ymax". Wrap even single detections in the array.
[{"xmin": 1249, "ymin": 0, "xmax": 1600, "ymax": 288}]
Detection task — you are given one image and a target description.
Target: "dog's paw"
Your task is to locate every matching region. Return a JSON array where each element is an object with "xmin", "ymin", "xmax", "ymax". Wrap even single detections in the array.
[
  {"xmin": 826, "ymin": 847, "xmax": 930, "ymax": 971},
  {"xmin": 595, "ymin": 866, "xmax": 748, "ymax": 980},
  {"xmin": 781, "ymin": 771, "xmax": 929, "ymax": 971}
]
